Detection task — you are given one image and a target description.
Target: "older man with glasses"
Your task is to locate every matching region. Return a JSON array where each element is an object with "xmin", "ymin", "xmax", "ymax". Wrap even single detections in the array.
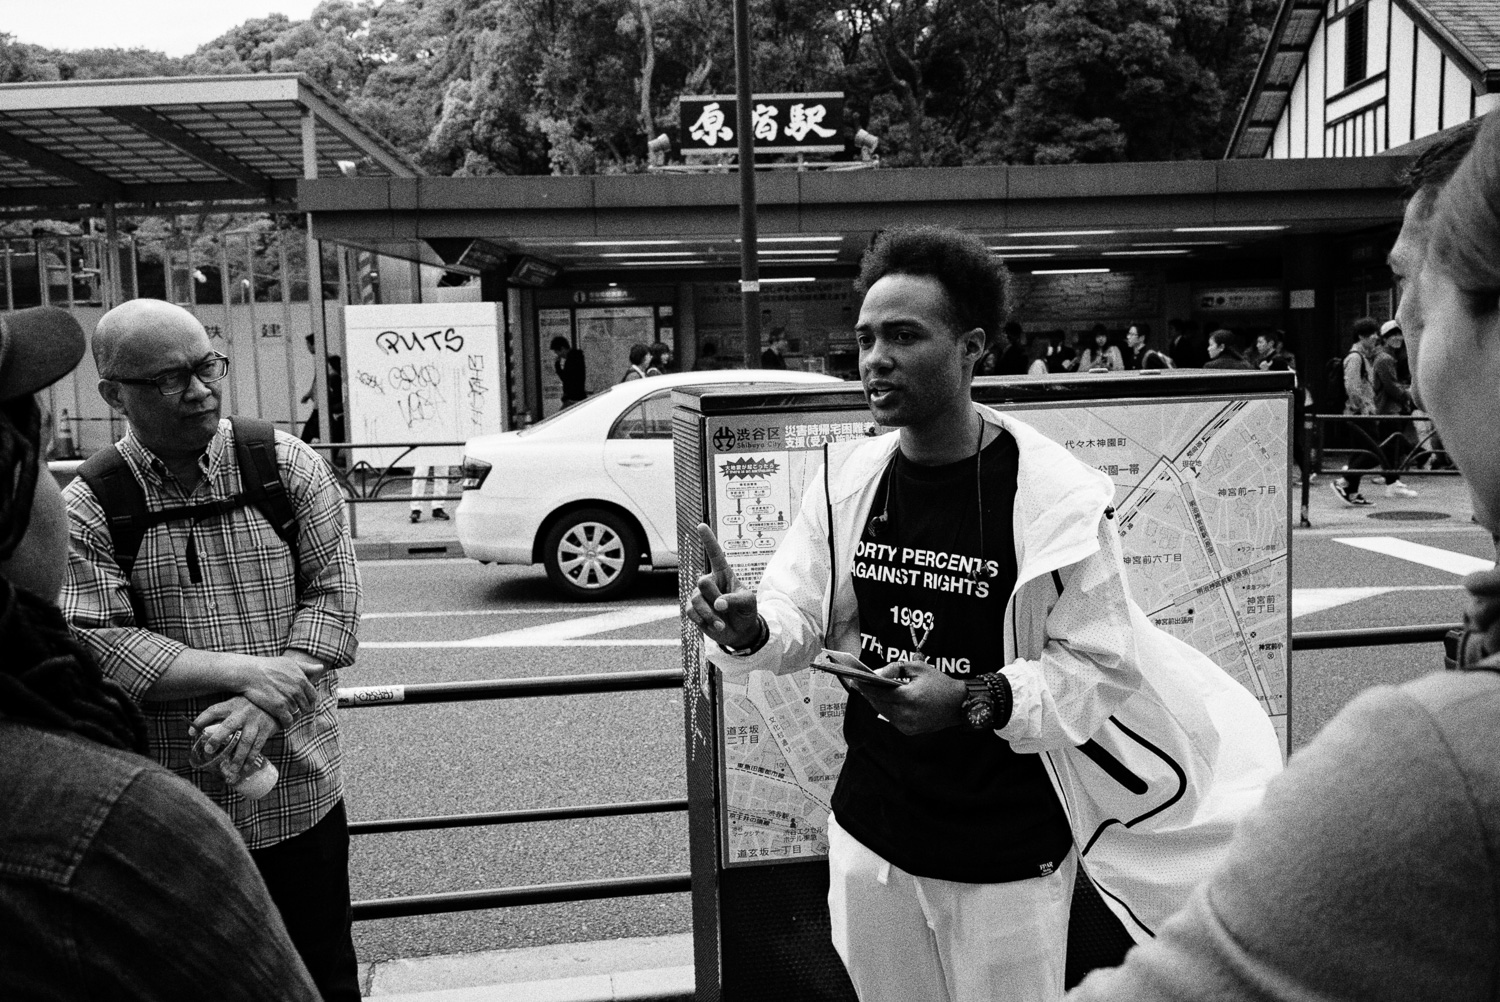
[{"xmin": 59, "ymin": 298, "xmax": 363, "ymax": 1002}]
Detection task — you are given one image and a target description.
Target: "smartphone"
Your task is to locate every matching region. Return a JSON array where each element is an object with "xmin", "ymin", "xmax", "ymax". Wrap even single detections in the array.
[{"xmin": 810, "ymin": 650, "xmax": 907, "ymax": 688}]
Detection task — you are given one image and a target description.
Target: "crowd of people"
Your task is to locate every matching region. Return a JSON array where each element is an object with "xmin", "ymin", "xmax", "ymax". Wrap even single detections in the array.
[{"xmin": 3, "ymin": 108, "xmax": 1498, "ymax": 1002}]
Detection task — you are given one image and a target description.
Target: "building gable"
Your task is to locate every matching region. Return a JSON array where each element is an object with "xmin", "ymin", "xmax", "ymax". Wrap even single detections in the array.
[{"xmin": 1229, "ymin": 0, "xmax": 1500, "ymax": 159}]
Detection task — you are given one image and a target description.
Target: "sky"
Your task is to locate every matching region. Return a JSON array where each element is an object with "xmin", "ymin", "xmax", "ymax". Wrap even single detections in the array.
[{"xmin": 3, "ymin": 0, "xmax": 325, "ymax": 57}]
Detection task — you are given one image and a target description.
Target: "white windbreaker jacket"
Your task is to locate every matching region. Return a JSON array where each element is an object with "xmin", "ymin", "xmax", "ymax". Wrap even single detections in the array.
[{"xmin": 709, "ymin": 405, "xmax": 1283, "ymax": 940}]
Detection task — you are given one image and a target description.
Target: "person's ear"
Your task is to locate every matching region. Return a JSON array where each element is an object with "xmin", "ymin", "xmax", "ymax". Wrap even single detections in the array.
[
  {"xmin": 98, "ymin": 378, "xmax": 128, "ymax": 415},
  {"xmin": 962, "ymin": 328, "xmax": 985, "ymax": 360}
]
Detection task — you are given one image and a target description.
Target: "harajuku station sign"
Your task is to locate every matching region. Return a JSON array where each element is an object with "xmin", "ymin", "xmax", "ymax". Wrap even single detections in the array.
[{"xmin": 679, "ymin": 92, "xmax": 846, "ymax": 156}]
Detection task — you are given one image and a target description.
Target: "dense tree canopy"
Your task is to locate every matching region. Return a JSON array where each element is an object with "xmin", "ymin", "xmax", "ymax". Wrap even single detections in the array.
[{"xmin": 0, "ymin": 0, "xmax": 1277, "ymax": 174}]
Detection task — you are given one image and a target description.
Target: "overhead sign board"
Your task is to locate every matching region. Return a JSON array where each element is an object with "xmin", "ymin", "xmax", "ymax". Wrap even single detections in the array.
[
  {"xmin": 679, "ymin": 92, "xmax": 845, "ymax": 156},
  {"xmin": 1197, "ymin": 287, "xmax": 1282, "ymax": 312}
]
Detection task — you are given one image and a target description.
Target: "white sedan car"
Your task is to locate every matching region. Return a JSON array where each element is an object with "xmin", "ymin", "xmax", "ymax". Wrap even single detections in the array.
[{"xmin": 456, "ymin": 369, "xmax": 841, "ymax": 600}]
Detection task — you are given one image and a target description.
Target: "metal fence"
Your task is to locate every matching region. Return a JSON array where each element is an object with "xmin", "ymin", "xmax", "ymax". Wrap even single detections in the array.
[
  {"xmin": 1299, "ymin": 412, "xmax": 1459, "ymax": 527},
  {"xmin": 334, "ymin": 622, "xmax": 1461, "ymax": 923}
]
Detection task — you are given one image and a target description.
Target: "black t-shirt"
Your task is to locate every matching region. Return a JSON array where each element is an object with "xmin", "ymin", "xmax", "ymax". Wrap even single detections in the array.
[{"xmin": 830, "ymin": 430, "xmax": 1073, "ymax": 883}]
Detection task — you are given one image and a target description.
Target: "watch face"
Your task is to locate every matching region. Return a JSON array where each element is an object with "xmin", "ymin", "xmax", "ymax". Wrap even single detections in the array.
[{"xmin": 964, "ymin": 697, "xmax": 995, "ymax": 731}]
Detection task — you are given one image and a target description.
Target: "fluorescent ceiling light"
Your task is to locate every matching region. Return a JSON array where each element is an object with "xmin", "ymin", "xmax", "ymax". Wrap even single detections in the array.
[
  {"xmin": 617, "ymin": 260, "xmax": 706, "ymax": 266},
  {"xmin": 600, "ymin": 251, "xmax": 699, "ymax": 258},
  {"xmin": 746, "ymin": 236, "xmax": 844, "ymax": 243},
  {"xmin": 989, "ymin": 245, "xmax": 1080, "ymax": 251},
  {"xmin": 1133, "ymin": 241, "xmax": 1228, "ymax": 247},
  {"xmin": 1032, "ymin": 268, "xmax": 1110, "ymax": 275},
  {"xmin": 754, "ymin": 248, "xmax": 844, "ymax": 255},
  {"xmin": 1102, "ymin": 249, "xmax": 1190, "ymax": 256},
  {"xmin": 1005, "ymin": 230, "xmax": 1118, "ymax": 238},
  {"xmin": 1172, "ymin": 225, "xmax": 1286, "ymax": 233},
  {"xmin": 760, "ymin": 276, "xmax": 819, "ymax": 283},
  {"xmin": 992, "ymin": 252, "xmax": 1055, "ymax": 259},
  {"xmin": 574, "ymin": 239, "xmax": 686, "ymax": 247}
]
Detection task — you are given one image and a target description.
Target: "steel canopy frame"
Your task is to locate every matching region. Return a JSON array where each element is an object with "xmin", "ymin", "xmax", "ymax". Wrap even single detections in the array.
[{"xmin": 0, "ymin": 74, "xmax": 419, "ymax": 212}]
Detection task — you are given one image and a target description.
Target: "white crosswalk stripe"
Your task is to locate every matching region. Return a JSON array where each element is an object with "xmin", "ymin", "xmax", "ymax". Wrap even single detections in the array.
[
  {"xmin": 362, "ymin": 603, "xmax": 681, "ymax": 648},
  {"xmin": 1291, "ymin": 585, "xmax": 1463, "ymax": 618},
  {"xmin": 1332, "ymin": 537, "xmax": 1494, "ymax": 576}
]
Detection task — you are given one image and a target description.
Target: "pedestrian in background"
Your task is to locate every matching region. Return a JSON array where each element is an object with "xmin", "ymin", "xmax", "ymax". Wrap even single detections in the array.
[
  {"xmin": 646, "ymin": 341, "xmax": 674, "ymax": 376},
  {"xmin": 1331, "ymin": 317, "xmax": 1413, "ymax": 504},
  {"xmin": 1256, "ymin": 330, "xmax": 1313, "ymax": 483},
  {"xmin": 997, "ymin": 321, "xmax": 1031, "ymax": 375},
  {"xmin": 1169, "ymin": 318, "xmax": 1209, "ymax": 368},
  {"xmin": 1078, "ymin": 324, "xmax": 1124, "ymax": 371},
  {"xmin": 1125, "ymin": 323, "xmax": 1173, "ymax": 369},
  {"xmin": 1203, "ymin": 329, "xmax": 1253, "ymax": 369},
  {"xmin": 761, "ymin": 331, "xmax": 790, "ymax": 369},
  {"xmin": 550, "ymin": 335, "xmax": 587, "ymax": 406},
  {"xmin": 694, "ymin": 340, "xmax": 727, "ymax": 370},
  {"xmin": 621, "ymin": 343, "xmax": 650, "ymax": 381}
]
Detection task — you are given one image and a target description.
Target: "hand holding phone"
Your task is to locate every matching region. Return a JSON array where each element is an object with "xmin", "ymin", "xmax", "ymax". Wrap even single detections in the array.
[{"xmin": 810, "ymin": 649, "xmax": 907, "ymax": 688}]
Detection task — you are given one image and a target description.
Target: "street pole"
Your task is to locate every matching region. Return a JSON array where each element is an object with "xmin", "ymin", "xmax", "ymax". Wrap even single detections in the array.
[{"xmin": 732, "ymin": 0, "xmax": 760, "ymax": 368}]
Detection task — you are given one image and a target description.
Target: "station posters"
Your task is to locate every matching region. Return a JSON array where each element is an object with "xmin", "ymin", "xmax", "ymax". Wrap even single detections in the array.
[
  {"xmin": 705, "ymin": 395, "xmax": 1290, "ymax": 867},
  {"xmin": 343, "ymin": 302, "xmax": 507, "ymax": 468}
]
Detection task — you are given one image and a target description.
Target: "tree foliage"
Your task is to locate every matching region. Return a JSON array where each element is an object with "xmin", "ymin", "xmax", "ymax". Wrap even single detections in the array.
[{"xmin": 4, "ymin": 0, "xmax": 1277, "ymax": 173}]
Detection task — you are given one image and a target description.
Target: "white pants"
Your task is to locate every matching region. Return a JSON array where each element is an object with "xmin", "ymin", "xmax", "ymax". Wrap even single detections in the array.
[
  {"xmin": 410, "ymin": 464, "xmax": 449, "ymax": 512},
  {"xmin": 827, "ymin": 815, "xmax": 1076, "ymax": 1002}
]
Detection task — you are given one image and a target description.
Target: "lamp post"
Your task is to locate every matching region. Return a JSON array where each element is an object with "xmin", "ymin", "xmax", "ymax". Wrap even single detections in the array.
[{"xmin": 732, "ymin": 0, "xmax": 760, "ymax": 368}]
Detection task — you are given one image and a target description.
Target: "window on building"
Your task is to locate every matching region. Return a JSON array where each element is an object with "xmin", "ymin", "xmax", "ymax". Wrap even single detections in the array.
[{"xmin": 1344, "ymin": 4, "xmax": 1369, "ymax": 87}]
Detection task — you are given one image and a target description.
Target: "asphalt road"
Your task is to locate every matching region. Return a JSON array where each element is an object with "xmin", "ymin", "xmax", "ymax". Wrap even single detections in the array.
[{"xmin": 346, "ymin": 521, "xmax": 1495, "ymax": 964}]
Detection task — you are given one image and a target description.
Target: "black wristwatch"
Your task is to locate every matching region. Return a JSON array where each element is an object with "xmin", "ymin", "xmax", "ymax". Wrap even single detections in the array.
[
  {"xmin": 962, "ymin": 677, "xmax": 995, "ymax": 730},
  {"xmin": 962, "ymin": 671, "xmax": 1013, "ymax": 731}
]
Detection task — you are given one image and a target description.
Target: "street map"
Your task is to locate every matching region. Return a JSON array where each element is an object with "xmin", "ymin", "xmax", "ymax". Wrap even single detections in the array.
[{"xmin": 705, "ymin": 396, "xmax": 1290, "ymax": 867}]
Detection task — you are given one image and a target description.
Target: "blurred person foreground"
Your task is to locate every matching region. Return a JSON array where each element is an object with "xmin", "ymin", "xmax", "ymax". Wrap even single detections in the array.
[{"xmin": 1067, "ymin": 110, "xmax": 1500, "ymax": 1002}]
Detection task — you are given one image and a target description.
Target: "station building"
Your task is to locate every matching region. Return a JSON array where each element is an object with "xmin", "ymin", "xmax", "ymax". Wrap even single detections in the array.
[{"xmin": 2, "ymin": 0, "xmax": 1497, "ymax": 445}]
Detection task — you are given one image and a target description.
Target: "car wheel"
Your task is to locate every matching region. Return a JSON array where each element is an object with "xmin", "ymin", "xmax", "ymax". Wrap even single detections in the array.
[{"xmin": 543, "ymin": 508, "xmax": 642, "ymax": 601}]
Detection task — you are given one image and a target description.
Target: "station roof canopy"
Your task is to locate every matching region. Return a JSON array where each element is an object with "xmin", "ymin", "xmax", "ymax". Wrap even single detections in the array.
[
  {"xmin": 302, "ymin": 156, "xmax": 1413, "ymax": 278},
  {"xmin": 0, "ymin": 74, "xmax": 420, "ymax": 212}
]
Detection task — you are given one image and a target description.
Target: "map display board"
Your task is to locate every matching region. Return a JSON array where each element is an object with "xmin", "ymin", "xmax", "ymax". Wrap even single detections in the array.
[
  {"xmin": 704, "ymin": 394, "xmax": 1290, "ymax": 868},
  {"xmin": 344, "ymin": 302, "xmax": 506, "ymax": 468}
]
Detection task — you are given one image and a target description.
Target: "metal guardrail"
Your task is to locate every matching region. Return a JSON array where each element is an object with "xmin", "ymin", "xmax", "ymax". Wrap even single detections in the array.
[
  {"xmin": 307, "ymin": 439, "xmax": 469, "ymax": 507},
  {"xmin": 1291, "ymin": 623, "xmax": 1458, "ymax": 650},
  {"xmin": 1300, "ymin": 413, "xmax": 1460, "ymax": 528},
  {"xmin": 338, "ymin": 622, "xmax": 1465, "ymax": 921}
]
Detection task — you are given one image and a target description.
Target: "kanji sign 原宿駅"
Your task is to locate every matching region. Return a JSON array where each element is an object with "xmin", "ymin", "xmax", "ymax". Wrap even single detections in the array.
[{"xmin": 679, "ymin": 93, "xmax": 846, "ymax": 155}]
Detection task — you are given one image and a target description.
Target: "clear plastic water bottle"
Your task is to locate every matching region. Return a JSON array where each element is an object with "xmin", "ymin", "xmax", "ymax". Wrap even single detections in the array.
[{"xmin": 188, "ymin": 728, "xmax": 279, "ymax": 800}]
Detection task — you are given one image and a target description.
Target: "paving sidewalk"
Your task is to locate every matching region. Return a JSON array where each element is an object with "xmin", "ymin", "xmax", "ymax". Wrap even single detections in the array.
[
  {"xmin": 347, "ymin": 493, "xmax": 465, "ymax": 561},
  {"xmin": 358, "ymin": 934, "xmax": 693, "ymax": 1002}
]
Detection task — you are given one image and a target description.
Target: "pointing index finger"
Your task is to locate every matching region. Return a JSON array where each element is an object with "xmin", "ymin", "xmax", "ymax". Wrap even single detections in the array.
[{"xmin": 697, "ymin": 523, "xmax": 735, "ymax": 589}]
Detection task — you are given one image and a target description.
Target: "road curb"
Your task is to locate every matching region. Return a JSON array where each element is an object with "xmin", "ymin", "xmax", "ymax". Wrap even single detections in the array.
[
  {"xmin": 366, "ymin": 966, "xmax": 693, "ymax": 1002},
  {"xmin": 354, "ymin": 537, "xmax": 462, "ymax": 560},
  {"xmin": 361, "ymin": 935, "xmax": 694, "ymax": 1001}
]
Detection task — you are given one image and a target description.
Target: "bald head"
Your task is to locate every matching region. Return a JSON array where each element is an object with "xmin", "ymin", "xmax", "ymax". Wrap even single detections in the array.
[{"xmin": 93, "ymin": 299, "xmax": 208, "ymax": 379}]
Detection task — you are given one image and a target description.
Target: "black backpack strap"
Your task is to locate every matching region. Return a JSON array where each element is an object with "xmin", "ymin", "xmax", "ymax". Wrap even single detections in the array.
[
  {"xmin": 230, "ymin": 416, "xmax": 301, "ymax": 577},
  {"xmin": 77, "ymin": 445, "xmax": 151, "ymax": 582},
  {"xmin": 76, "ymin": 445, "xmax": 156, "ymax": 625}
]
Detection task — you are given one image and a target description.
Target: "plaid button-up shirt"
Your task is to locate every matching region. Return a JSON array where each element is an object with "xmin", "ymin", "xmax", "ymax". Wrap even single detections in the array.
[{"xmin": 61, "ymin": 420, "xmax": 361, "ymax": 850}]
